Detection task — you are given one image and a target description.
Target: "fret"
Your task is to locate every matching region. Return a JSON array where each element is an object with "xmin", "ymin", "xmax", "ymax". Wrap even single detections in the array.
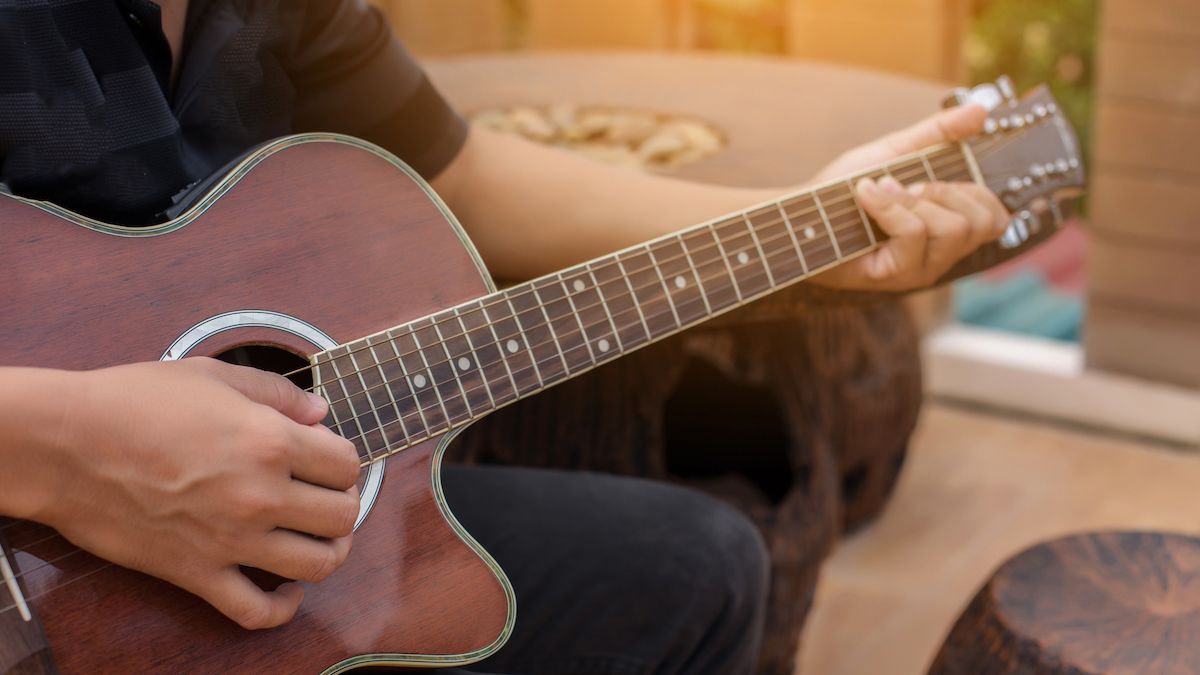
[
  {"xmin": 390, "ymin": 326, "xmax": 453, "ymax": 430},
  {"xmin": 457, "ymin": 305, "xmax": 519, "ymax": 407},
  {"xmin": 532, "ymin": 278, "xmax": 593, "ymax": 373},
  {"xmin": 483, "ymin": 299, "xmax": 543, "ymax": 394},
  {"xmin": 811, "ymin": 192, "xmax": 842, "ymax": 259},
  {"xmin": 617, "ymin": 248, "xmax": 679, "ymax": 339},
  {"xmin": 712, "ymin": 214, "xmax": 772, "ymax": 298},
  {"xmin": 324, "ymin": 349, "xmax": 379, "ymax": 460},
  {"xmin": 315, "ymin": 352, "xmax": 367, "ymax": 458},
  {"xmin": 434, "ymin": 310, "xmax": 494, "ymax": 414},
  {"xmin": 559, "ymin": 269, "xmax": 619, "ymax": 362},
  {"xmin": 745, "ymin": 204, "xmax": 805, "ymax": 285},
  {"xmin": 506, "ymin": 286, "xmax": 568, "ymax": 385},
  {"xmin": 781, "ymin": 194, "xmax": 839, "ymax": 271},
  {"xmin": 706, "ymin": 225, "xmax": 744, "ymax": 303},
  {"xmin": 817, "ymin": 184, "xmax": 873, "ymax": 258},
  {"xmin": 385, "ymin": 328, "xmax": 436, "ymax": 433},
  {"xmin": 362, "ymin": 333, "xmax": 419, "ymax": 445},
  {"xmin": 920, "ymin": 153, "xmax": 938, "ymax": 182},
  {"xmin": 776, "ymin": 202, "xmax": 810, "ymax": 275},
  {"xmin": 416, "ymin": 319, "xmax": 473, "ymax": 422},
  {"xmin": 344, "ymin": 342, "xmax": 400, "ymax": 454},
  {"xmin": 648, "ymin": 238, "xmax": 708, "ymax": 325},
  {"xmin": 741, "ymin": 214, "xmax": 777, "ymax": 286},
  {"xmin": 585, "ymin": 265, "xmax": 625, "ymax": 353},
  {"xmin": 846, "ymin": 179, "xmax": 878, "ymax": 247},
  {"xmin": 680, "ymin": 227, "xmax": 739, "ymax": 311},
  {"xmin": 643, "ymin": 246, "xmax": 684, "ymax": 327},
  {"xmin": 589, "ymin": 259, "xmax": 647, "ymax": 351},
  {"xmin": 676, "ymin": 233, "xmax": 712, "ymax": 315}
]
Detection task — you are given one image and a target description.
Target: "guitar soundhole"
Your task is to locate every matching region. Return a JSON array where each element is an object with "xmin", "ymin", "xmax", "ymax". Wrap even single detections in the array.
[{"xmin": 215, "ymin": 345, "xmax": 314, "ymax": 390}]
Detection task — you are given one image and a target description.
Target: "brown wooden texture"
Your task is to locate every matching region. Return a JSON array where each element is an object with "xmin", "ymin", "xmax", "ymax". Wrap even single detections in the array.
[
  {"xmin": 1086, "ymin": 0, "xmax": 1200, "ymax": 387},
  {"xmin": 1086, "ymin": 301, "xmax": 1200, "ymax": 389},
  {"xmin": 0, "ymin": 529, "xmax": 56, "ymax": 675},
  {"xmin": 928, "ymin": 531, "xmax": 1200, "ymax": 675},
  {"xmin": 0, "ymin": 139, "xmax": 510, "ymax": 673}
]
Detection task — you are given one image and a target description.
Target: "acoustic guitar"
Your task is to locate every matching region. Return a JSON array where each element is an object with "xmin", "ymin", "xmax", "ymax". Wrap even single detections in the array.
[{"xmin": 0, "ymin": 78, "xmax": 1084, "ymax": 674}]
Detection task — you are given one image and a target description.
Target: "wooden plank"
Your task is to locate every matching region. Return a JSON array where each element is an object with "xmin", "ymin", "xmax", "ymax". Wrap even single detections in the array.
[
  {"xmin": 1090, "ymin": 169, "xmax": 1200, "ymax": 246},
  {"xmin": 1094, "ymin": 101, "xmax": 1200, "ymax": 177},
  {"xmin": 1102, "ymin": 0, "xmax": 1200, "ymax": 41},
  {"xmin": 524, "ymin": 0, "xmax": 677, "ymax": 50},
  {"xmin": 373, "ymin": 0, "xmax": 506, "ymax": 55},
  {"xmin": 1097, "ymin": 36, "xmax": 1200, "ymax": 109},
  {"xmin": 1086, "ymin": 300, "xmax": 1200, "ymax": 389},
  {"xmin": 1088, "ymin": 234, "xmax": 1200, "ymax": 314}
]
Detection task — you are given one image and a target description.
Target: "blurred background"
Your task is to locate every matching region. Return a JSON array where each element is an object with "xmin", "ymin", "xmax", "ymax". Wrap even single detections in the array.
[{"xmin": 366, "ymin": 1, "xmax": 1198, "ymax": 673}]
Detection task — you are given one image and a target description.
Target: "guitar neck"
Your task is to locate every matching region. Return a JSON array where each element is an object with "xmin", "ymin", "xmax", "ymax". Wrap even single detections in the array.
[{"xmin": 316, "ymin": 142, "xmax": 977, "ymax": 464}]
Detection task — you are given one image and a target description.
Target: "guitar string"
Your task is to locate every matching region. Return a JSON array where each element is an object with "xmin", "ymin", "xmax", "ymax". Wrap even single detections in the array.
[
  {"xmin": 304, "ymin": 156, "xmax": 974, "ymax": 420},
  {"xmin": 0, "ymin": 128, "xmax": 1040, "ymax": 591},
  {"xmin": 282, "ymin": 122, "xmax": 1037, "ymax": 395},
  {"xmin": 299, "ymin": 150, "xmax": 973, "ymax": 407},
  {"xmin": 299, "ymin": 159, "xmax": 987, "ymax": 457}
]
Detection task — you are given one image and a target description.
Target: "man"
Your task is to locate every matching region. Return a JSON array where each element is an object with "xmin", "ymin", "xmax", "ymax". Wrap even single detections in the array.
[{"xmin": 0, "ymin": 1, "xmax": 1009, "ymax": 673}]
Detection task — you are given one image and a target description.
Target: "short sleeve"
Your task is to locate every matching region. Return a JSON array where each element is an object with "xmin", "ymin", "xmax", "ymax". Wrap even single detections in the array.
[{"xmin": 288, "ymin": 0, "xmax": 467, "ymax": 180}]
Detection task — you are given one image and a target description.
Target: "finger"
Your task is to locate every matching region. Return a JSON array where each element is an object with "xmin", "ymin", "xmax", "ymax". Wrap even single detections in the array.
[
  {"xmin": 880, "ymin": 105, "xmax": 988, "ymax": 156},
  {"xmin": 194, "ymin": 569, "xmax": 305, "ymax": 630},
  {"xmin": 910, "ymin": 199, "xmax": 975, "ymax": 275},
  {"xmin": 964, "ymin": 183, "xmax": 1013, "ymax": 240},
  {"xmin": 277, "ymin": 482, "xmax": 360, "ymax": 539},
  {"xmin": 210, "ymin": 360, "xmax": 328, "ymax": 425},
  {"xmin": 909, "ymin": 182, "xmax": 994, "ymax": 249},
  {"xmin": 289, "ymin": 423, "xmax": 361, "ymax": 490},
  {"xmin": 855, "ymin": 176, "xmax": 926, "ymax": 282},
  {"xmin": 245, "ymin": 529, "xmax": 353, "ymax": 584}
]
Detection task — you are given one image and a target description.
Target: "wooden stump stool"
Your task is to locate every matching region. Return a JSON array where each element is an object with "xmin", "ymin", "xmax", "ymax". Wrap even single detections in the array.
[{"xmin": 929, "ymin": 531, "xmax": 1200, "ymax": 675}]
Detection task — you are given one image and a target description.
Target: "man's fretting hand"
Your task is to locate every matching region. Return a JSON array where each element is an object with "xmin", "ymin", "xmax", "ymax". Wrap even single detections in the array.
[
  {"xmin": 20, "ymin": 358, "xmax": 361, "ymax": 630},
  {"xmin": 810, "ymin": 105, "xmax": 1011, "ymax": 291}
]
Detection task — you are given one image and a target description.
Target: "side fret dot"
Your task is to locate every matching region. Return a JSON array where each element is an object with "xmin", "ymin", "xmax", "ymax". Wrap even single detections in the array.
[
  {"xmin": 457, "ymin": 357, "xmax": 472, "ymax": 371},
  {"xmin": 803, "ymin": 226, "xmax": 816, "ymax": 240},
  {"xmin": 674, "ymin": 275, "xmax": 686, "ymax": 289},
  {"xmin": 413, "ymin": 374, "xmax": 427, "ymax": 388},
  {"xmin": 598, "ymin": 338, "xmax": 611, "ymax": 353},
  {"xmin": 506, "ymin": 339, "xmax": 519, "ymax": 353},
  {"xmin": 737, "ymin": 251, "xmax": 750, "ymax": 265},
  {"xmin": 572, "ymin": 279, "xmax": 586, "ymax": 293}
]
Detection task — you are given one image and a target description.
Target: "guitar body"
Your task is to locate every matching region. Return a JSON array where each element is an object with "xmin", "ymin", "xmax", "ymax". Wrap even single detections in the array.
[{"xmin": 0, "ymin": 135, "xmax": 514, "ymax": 673}]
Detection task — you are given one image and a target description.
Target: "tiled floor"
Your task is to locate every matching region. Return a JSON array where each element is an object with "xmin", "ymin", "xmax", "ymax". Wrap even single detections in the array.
[{"xmin": 796, "ymin": 401, "xmax": 1200, "ymax": 675}]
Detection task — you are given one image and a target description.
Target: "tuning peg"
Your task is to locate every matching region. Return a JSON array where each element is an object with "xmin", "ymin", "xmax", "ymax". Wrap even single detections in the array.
[{"xmin": 996, "ymin": 76, "xmax": 1017, "ymax": 106}]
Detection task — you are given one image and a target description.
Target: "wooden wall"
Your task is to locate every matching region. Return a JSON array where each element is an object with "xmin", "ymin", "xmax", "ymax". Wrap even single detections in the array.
[
  {"xmin": 1086, "ymin": 0, "xmax": 1200, "ymax": 388},
  {"xmin": 372, "ymin": 0, "xmax": 967, "ymax": 84}
]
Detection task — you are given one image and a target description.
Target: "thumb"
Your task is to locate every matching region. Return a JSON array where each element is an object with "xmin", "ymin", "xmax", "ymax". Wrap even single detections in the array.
[
  {"xmin": 207, "ymin": 359, "xmax": 328, "ymax": 425},
  {"xmin": 881, "ymin": 104, "xmax": 988, "ymax": 155}
]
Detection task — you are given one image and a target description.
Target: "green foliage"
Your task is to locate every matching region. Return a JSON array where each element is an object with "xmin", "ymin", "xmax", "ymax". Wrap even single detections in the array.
[{"xmin": 968, "ymin": 0, "xmax": 1097, "ymax": 172}]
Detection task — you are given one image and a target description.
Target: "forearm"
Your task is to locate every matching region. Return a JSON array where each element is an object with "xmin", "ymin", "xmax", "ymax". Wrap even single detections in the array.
[
  {"xmin": 432, "ymin": 125, "xmax": 783, "ymax": 281},
  {"xmin": 0, "ymin": 367, "xmax": 74, "ymax": 520}
]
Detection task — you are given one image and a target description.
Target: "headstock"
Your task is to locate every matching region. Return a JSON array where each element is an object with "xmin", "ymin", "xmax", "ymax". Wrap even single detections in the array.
[{"xmin": 945, "ymin": 77, "xmax": 1086, "ymax": 248}]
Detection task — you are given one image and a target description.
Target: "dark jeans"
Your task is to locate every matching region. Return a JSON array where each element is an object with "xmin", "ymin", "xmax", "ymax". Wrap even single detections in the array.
[{"xmin": 433, "ymin": 465, "xmax": 771, "ymax": 675}]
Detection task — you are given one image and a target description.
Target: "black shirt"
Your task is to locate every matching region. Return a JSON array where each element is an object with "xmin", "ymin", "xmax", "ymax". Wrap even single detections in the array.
[{"xmin": 0, "ymin": 0, "xmax": 467, "ymax": 224}]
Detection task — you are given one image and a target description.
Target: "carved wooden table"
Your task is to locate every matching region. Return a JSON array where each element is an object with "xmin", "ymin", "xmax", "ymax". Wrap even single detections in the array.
[{"xmin": 929, "ymin": 531, "xmax": 1200, "ymax": 675}]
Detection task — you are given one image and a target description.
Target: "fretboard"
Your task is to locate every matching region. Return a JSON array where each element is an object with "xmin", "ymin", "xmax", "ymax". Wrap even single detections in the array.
[{"xmin": 316, "ymin": 143, "xmax": 978, "ymax": 463}]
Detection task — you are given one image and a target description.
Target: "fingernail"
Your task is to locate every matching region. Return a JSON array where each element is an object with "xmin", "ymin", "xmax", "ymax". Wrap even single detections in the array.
[
  {"xmin": 879, "ymin": 176, "xmax": 904, "ymax": 195},
  {"xmin": 306, "ymin": 391, "xmax": 328, "ymax": 409},
  {"xmin": 907, "ymin": 183, "xmax": 926, "ymax": 198}
]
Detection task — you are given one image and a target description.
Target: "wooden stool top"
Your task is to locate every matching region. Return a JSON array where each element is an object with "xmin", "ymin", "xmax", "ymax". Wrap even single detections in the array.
[{"xmin": 930, "ymin": 531, "xmax": 1200, "ymax": 675}]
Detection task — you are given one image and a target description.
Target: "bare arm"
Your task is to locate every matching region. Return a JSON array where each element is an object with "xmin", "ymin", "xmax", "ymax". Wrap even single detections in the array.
[{"xmin": 432, "ymin": 105, "xmax": 1009, "ymax": 290}]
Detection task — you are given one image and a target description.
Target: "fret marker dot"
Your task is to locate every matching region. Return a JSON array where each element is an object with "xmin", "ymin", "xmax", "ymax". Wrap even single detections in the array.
[
  {"xmin": 804, "ymin": 226, "xmax": 816, "ymax": 240},
  {"xmin": 413, "ymin": 374, "xmax": 427, "ymax": 388},
  {"xmin": 598, "ymin": 338, "xmax": 611, "ymax": 353},
  {"xmin": 573, "ymin": 279, "xmax": 586, "ymax": 293},
  {"xmin": 506, "ymin": 339, "xmax": 520, "ymax": 353},
  {"xmin": 737, "ymin": 251, "xmax": 750, "ymax": 265},
  {"xmin": 457, "ymin": 357, "xmax": 472, "ymax": 371},
  {"xmin": 674, "ymin": 275, "xmax": 686, "ymax": 289}
]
